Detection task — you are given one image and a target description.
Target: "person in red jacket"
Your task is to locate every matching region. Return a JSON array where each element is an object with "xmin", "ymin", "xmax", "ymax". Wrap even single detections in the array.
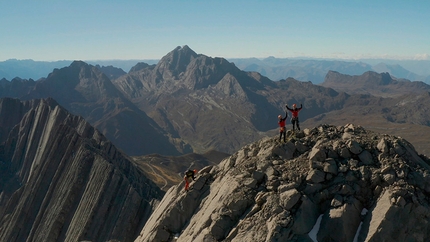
[
  {"xmin": 278, "ymin": 111, "xmax": 288, "ymax": 142},
  {"xmin": 286, "ymin": 103, "xmax": 303, "ymax": 131}
]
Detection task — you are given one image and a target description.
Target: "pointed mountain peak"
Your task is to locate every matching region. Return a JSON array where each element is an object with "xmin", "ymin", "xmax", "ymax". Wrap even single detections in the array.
[
  {"xmin": 70, "ymin": 60, "xmax": 88, "ymax": 67},
  {"xmin": 164, "ymin": 45, "xmax": 198, "ymax": 62},
  {"xmin": 172, "ymin": 45, "xmax": 197, "ymax": 56},
  {"xmin": 156, "ymin": 46, "xmax": 199, "ymax": 76}
]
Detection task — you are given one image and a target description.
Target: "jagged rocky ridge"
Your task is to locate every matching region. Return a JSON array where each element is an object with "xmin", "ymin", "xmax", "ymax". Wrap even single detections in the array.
[
  {"xmin": 136, "ymin": 124, "xmax": 430, "ymax": 242},
  {"xmin": 0, "ymin": 97, "xmax": 163, "ymax": 242}
]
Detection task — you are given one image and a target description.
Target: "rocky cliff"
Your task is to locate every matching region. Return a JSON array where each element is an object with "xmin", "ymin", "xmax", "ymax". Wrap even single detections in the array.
[
  {"xmin": 0, "ymin": 97, "xmax": 163, "ymax": 242},
  {"xmin": 136, "ymin": 124, "xmax": 430, "ymax": 242}
]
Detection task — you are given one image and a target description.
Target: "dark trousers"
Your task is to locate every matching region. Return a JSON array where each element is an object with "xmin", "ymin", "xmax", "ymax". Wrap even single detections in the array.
[{"xmin": 291, "ymin": 117, "xmax": 300, "ymax": 131}]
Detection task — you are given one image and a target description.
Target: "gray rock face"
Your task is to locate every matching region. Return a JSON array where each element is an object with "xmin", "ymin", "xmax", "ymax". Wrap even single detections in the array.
[
  {"xmin": 0, "ymin": 98, "xmax": 163, "ymax": 242},
  {"xmin": 136, "ymin": 124, "xmax": 430, "ymax": 242}
]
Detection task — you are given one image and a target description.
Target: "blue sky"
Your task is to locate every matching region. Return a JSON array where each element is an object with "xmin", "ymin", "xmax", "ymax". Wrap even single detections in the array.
[{"xmin": 1, "ymin": 0, "xmax": 429, "ymax": 61}]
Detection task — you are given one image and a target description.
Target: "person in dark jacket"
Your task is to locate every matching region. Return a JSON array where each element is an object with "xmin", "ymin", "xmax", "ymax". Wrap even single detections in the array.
[
  {"xmin": 286, "ymin": 103, "xmax": 303, "ymax": 131},
  {"xmin": 278, "ymin": 111, "xmax": 288, "ymax": 142}
]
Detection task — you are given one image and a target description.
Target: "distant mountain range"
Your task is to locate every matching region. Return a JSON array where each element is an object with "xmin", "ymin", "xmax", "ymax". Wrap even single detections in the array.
[
  {"xmin": 321, "ymin": 70, "xmax": 430, "ymax": 98},
  {"xmin": 0, "ymin": 59, "xmax": 72, "ymax": 80},
  {"xmin": 1, "ymin": 45, "xmax": 430, "ymax": 158},
  {"xmin": 1, "ymin": 56, "xmax": 430, "ymax": 84},
  {"xmin": 229, "ymin": 57, "xmax": 430, "ymax": 84},
  {"xmin": 0, "ymin": 59, "xmax": 158, "ymax": 80}
]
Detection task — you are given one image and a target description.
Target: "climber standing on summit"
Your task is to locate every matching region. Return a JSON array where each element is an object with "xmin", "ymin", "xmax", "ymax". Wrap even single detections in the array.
[
  {"xmin": 286, "ymin": 103, "xmax": 303, "ymax": 131},
  {"xmin": 184, "ymin": 169, "xmax": 197, "ymax": 192},
  {"xmin": 278, "ymin": 110, "xmax": 288, "ymax": 142}
]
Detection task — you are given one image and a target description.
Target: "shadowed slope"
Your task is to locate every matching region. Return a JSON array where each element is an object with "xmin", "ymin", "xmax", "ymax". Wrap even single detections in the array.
[{"xmin": 0, "ymin": 98, "xmax": 163, "ymax": 242}]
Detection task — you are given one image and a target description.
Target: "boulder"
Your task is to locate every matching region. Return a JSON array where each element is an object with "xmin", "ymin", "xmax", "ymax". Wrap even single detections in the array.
[
  {"xmin": 280, "ymin": 189, "xmax": 302, "ymax": 210},
  {"xmin": 306, "ymin": 169, "xmax": 326, "ymax": 183},
  {"xmin": 348, "ymin": 140, "xmax": 363, "ymax": 155},
  {"xmin": 308, "ymin": 147, "xmax": 326, "ymax": 162}
]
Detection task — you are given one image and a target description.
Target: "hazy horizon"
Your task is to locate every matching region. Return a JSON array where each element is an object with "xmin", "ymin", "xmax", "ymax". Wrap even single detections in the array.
[{"xmin": 3, "ymin": 55, "xmax": 430, "ymax": 63}]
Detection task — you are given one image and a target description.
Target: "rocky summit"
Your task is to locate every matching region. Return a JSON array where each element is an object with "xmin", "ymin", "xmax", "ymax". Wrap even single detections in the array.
[{"xmin": 136, "ymin": 124, "xmax": 430, "ymax": 242}]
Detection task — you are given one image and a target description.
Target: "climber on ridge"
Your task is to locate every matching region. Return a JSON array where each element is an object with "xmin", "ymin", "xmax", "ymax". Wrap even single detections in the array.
[
  {"xmin": 286, "ymin": 103, "xmax": 303, "ymax": 131},
  {"xmin": 184, "ymin": 169, "xmax": 197, "ymax": 192},
  {"xmin": 278, "ymin": 110, "xmax": 288, "ymax": 142}
]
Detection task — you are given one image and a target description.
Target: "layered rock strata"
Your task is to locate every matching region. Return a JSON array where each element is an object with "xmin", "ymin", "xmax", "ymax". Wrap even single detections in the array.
[{"xmin": 0, "ymin": 97, "xmax": 163, "ymax": 242}]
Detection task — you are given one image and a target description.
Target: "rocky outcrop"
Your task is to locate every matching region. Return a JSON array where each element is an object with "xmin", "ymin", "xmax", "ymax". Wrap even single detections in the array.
[
  {"xmin": 136, "ymin": 124, "xmax": 430, "ymax": 242},
  {"xmin": 0, "ymin": 97, "xmax": 163, "ymax": 242}
]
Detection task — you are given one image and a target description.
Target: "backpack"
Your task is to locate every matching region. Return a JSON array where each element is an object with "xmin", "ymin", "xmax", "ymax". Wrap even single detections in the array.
[{"xmin": 185, "ymin": 170, "xmax": 194, "ymax": 177}]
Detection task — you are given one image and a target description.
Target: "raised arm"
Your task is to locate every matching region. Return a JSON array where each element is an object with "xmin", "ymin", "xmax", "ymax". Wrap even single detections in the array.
[{"xmin": 283, "ymin": 111, "xmax": 288, "ymax": 120}]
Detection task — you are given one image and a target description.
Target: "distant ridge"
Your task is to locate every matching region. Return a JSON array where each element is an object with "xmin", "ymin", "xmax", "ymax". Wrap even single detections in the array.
[
  {"xmin": 321, "ymin": 70, "xmax": 430, "ymax": 97},
  {"xmin": 0, "ymin": 59, "xmax": 72, "ymax": 80},
  {"xmin": 228, "ymin": 57, "xmax": 430, "ymax": 84}
]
